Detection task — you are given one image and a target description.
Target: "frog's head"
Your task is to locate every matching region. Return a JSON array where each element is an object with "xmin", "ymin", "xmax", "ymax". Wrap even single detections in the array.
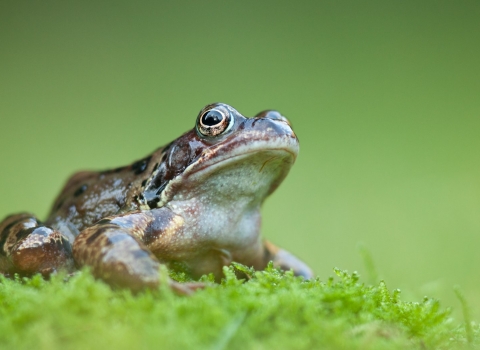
[{"xmin": 141, "ymin": 103, "xmax": 298, "ymax": 210}]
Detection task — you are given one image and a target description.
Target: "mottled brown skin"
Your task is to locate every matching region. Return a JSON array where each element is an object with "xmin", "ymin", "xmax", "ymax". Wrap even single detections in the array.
[{"xmin": 0, "ymin": 103, "xmax": 313, "ymax": 292}]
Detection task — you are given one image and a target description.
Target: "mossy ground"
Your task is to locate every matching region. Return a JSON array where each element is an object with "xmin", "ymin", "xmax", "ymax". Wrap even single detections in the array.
[{"xmin": 0, "ymin": 264, "xmax": 477, "ymax": 350}]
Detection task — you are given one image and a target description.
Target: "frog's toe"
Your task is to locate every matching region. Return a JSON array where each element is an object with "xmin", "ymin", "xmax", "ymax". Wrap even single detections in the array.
[
  {"xmin": 0, "ymin": 213, "xmax": 73, "ymax": 275},
  {"xmin": 168, "ymin": 280, "xmax": 207, "ymax": 295},
  {"xmin": 263, "ymin": 240, "xmax": 314, "ymax": 279},
  {"xmin": 11, "ymin": 227, "xmax": 74, "ymax": 275}
]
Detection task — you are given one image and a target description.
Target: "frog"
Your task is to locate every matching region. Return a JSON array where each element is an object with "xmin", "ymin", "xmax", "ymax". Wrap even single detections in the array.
[{"xmin": 0, "ymin": 103, "xmax": 313, "ymax": 293}]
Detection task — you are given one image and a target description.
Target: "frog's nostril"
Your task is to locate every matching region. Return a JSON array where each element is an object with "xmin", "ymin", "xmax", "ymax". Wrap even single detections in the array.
[
  {"xmin": 254, "ymin": 110, "xmax": 291, "ymax": 128},
  {"xmin": 267, "ymin": 111, "xmax": 288, "ymax": 123}
]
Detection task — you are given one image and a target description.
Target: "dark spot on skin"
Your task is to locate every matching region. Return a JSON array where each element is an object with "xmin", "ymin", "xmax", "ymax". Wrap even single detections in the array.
[
  {"xmin": 86, "ymin": 230, "xmax": 104, "ymax": 245},
  {"xmin": 96, "ymin": 219, "xmax": 112, "ymax": 226},
  {"xmin": 252, "ymin": 118, "xmax": 261, "ymax": 127},
  {"xmin": 1, "ymin": 217, "xmax": 29, "ymax": 239},
  {"xmin": 74, "ymin": 184, "xmax": 88, "ymax": 197},
  {"xmin": 0, "ymin": 218, "xmax": 39, "ymax": 255},
  {"xmin": 15, "ymin": 227, "xmax": 36, "ymax": 241},
  {"xmin": 147, "ymin": 197, "xmax": 160, "ymax": 209},
  {"xmin": 155, "ymin": 183, "xmax": 167, "ymax": 195},
  {"xmin": 141, "ymin": 179, "xmax": 147, "ymax": 187},
  {"xmin": 55, "ymin": 198, "xmax": 65, "ymax": 211},
  {"xmin": 131, "ymin": 156, "xmax": 151, "ymax": 175},
  {"xmin": 132, "ymin": 161, "xmax": 145, "ymax": 174},
  {"xmin": 114, "ymin": 166, "xmax": 126, "ymax": 173},
  {"xmin": 237, "ymin": 121, "xmax": 246, "ymax": 130},
  {"xmin": 86, "ymin": 226, "xmax": 114, "ymax": 245}
]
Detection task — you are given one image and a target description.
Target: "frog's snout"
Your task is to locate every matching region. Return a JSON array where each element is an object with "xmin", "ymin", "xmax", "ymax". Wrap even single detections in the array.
[{"xmin": 250, "ymin": 113, "xmax": 298, "ymax": 145}]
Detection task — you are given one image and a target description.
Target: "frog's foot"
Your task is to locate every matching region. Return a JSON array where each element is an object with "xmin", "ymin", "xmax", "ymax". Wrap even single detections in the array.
[
  {"xmin": 263, "ymin": 240, "xmax": 314, "ymax": 279},
  {"xmin": 0, "ymin": 213, "xmax": 74, "ymax": 275},
  {"xmin": 73, "ymin": 222, "xmax": 164, "ymax": 292},
  {"xmin": 169, "ymin": 280, "xmax": 207, "ymax": 295}
]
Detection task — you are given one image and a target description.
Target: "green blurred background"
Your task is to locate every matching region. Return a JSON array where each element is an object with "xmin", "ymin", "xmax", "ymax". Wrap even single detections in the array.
[{"xmin": 1, "ymin": 1, "xmax": 479, "ymax": 317}]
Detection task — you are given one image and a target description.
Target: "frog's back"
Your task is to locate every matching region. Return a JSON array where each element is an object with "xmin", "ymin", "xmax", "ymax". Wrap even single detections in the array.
[{"xmin": 45, "ymin": 152, "xmax": 162, "ymax": 236}]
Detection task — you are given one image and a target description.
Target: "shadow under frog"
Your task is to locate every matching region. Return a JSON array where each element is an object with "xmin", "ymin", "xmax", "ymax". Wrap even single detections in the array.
[{"xmin": 0, "ymin": 103, "xmax": 312, "ymax": 293}]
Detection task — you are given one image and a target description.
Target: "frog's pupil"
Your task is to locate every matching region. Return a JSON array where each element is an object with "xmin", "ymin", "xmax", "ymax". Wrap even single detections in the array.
[{"xmin": 202, "ymin": 110, "xmax": 224, "ymax": 126}]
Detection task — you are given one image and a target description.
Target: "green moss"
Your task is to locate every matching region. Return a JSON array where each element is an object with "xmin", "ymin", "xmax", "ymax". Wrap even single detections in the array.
[{"xmin": 0, "ymin": 265, "xmax": 477, "ymax": 349}]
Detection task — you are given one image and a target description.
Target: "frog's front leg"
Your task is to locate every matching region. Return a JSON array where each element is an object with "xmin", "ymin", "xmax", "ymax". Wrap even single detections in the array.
[
  {"xmin": 72, "ymin": 210, "xmax": 203, "ymax": 294},
  {"xmin": 263, "ymin": 240, "xmax": 314, "ymax": 279},
  {"xmin": 0, "ymin": 213, "xmax": 74, "ymax": 275}
]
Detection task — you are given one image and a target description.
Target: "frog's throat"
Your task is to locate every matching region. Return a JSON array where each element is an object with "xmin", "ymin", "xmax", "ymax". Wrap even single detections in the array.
[
  {"xmin": 151, "ymin": 140, "xmax": 298, "ymax": 210},
  {"xmin": 138, "ymin": 147, "xmax": 293, "ymax": 211}
]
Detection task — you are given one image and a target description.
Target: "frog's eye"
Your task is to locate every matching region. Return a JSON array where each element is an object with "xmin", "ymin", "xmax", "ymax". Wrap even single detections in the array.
[{"xmin": 196, "ymin": 105, "xmax": 234, "ymax": 137}]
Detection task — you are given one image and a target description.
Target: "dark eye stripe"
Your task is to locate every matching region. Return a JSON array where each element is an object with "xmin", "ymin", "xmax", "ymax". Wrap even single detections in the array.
[
  {"xmin": 74, "ymin": 184, "xmax": 88, "ymax": 197},
  {"xmin": 131, "ymin": 156, "xmax": 152, "ymax": 175}
]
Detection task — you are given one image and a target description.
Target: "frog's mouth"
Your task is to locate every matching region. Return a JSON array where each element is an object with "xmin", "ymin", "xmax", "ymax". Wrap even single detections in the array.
[
  {"xmin": 189, "ymin": 147, "xmax": 296, "ymax": 177},
  {"xmin": 190, "ymin": 130, "xmax": 298, "ymax": 175}
]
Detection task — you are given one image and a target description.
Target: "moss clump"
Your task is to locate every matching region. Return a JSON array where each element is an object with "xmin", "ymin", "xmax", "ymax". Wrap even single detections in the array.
[{"xmin": 0, "ymin": 264, "xmax": 477, "ymax": 349}]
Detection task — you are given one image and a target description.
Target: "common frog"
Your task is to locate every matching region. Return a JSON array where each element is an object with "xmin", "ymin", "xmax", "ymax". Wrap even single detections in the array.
[{"xmin": 0, "ymin": 103, "xmax": 312, "ymax": 293}]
